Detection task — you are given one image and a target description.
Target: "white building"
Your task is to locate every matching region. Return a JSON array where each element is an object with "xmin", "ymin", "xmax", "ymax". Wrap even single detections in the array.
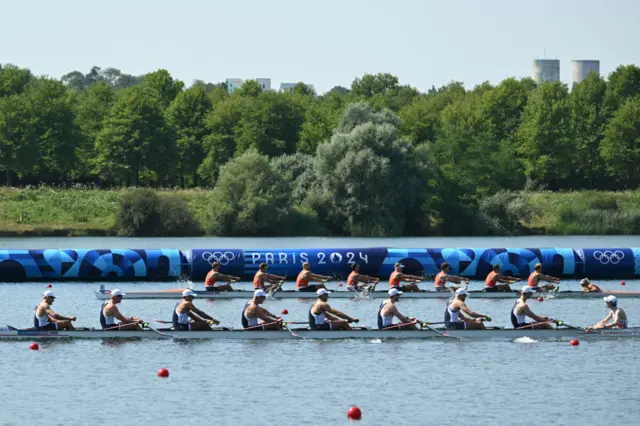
[
  {"xmin": 256, "ymin": 78, "xmax": 271, "ymax": 91},
  {"xmin": 532, "ymin": 59, "xmax": 560, "ymax": 84},
  {"xmin": 226, "ymin": 78, "xmax": 243, "ymax": 93},
  {"xmin": 571, "ymin": 60, "xmax": 600, "ymax": 87}
]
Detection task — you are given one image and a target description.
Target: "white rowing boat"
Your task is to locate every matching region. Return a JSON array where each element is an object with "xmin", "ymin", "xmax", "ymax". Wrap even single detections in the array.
[
  {"xmin": 1, "ymin": 326, "xmax": 638, "ymax": 340},
  {"xmin": 93, "ymin": 288, "xmax": 640, "ymax": 300}
]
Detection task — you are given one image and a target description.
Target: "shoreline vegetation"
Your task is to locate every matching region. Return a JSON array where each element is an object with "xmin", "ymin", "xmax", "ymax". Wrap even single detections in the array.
[
  {"xmin": 1, "ymin": 187, "xmax": 640, "ymax": 237},
  {"xmin": 3, "ymin": 63, "xmax": 640, "ymax": 237}
]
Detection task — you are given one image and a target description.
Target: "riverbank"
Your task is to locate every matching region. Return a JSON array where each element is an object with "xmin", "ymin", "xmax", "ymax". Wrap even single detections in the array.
[{"xmin": 1, "ymin": 187, "xmax": 639, "ymax": 237}]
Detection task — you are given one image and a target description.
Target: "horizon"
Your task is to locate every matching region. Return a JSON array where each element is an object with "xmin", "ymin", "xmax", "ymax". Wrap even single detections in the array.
[{"xmin": 1, "ymin": 0, "xmax": 639, "ymax": 93}]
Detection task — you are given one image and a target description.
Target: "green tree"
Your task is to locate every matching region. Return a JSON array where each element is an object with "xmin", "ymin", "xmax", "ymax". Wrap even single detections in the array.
[
  {"xmin": 600, "ymin": 97, "xmax": 640, "ymax": 188},
  {"xmin": 351, "ymin": 73, "xmax": 399, "ymax": 98},
  {"xmin": 517, "ymin": 81, "xmax": 573, "ymax": 190},
  {"xmin": 0, "ymin": 94, "xmax": 38, "ymax": 185},
  {"xmin": 0, "ymin": 64, "xmax": 32, "ymax": 97},
  {"xmin": 140, "ymin": 69, "xmax": 184, "ymax": 107},
  {"xmin": 207, "ymin": 150, "xmax": 293, "ymax": 235},
  {"xmin": 165, "ymin": 84, "xmax": 213, "ymax": 186},
  {"xmin": 605, "ymin": 65, "xmax": 640, "ymax": 112}
]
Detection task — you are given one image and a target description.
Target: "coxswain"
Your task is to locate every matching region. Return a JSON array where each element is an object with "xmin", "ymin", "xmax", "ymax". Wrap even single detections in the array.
[
  {"xmin": 434, "ymin": 262, "xmax": 469, "ymax": 292},
  {"xmin": 253, "ymin": 263, "xmax": 286, "ymax": 292},
  {"xmin": 242, "ymin": 289, "xmax": 282, "ymax": 330},
  {"xmin": 580, "ymin": 278, "xmax": 602, "ymax": 293},
  {"xmin": 378, "ymin": 288, "xmax": 420, "ymax": 330},
  {"xmin": 34, "ymin": 290, "xmax": 76, "ymax": 330},
  {"xmin": 172, "ymin": 289, "xmax": 220, "ymax": 331},
  {"xmin": 100, "ymin": 289, "xmax": 143, "ymax": 330},
  {"xmin": 510, "ymin": 287, "xmax": 553, "ymax": 329},
  {"xmin": 484, "ymin": 264, "xmax": 519, "ymax": 292},
  {"xmin": 204, "ymin": 261, "xmax": 240, "ymax": 292},
  {"xmin": 444, "ymin": 289, "xmax": 490, "ymax": 330},
  {"xmin": 296, "ymin": 262, "xmax": 331, "ymax": 292},
  {"xmin": 389, "ymin": 263, "xmax": 422, "ymax": 292},
  {"xmin": 586, "ymin": 296, "xmax": 628, "ymax": 329},
  {"xmin": 527, "ymin": 263, "xmax": 560, "ymax": 291},
  {"xmin": 309, "ymin": 289, "xmax": 359, "ymax": 330},
  {"xmin": 346, "ymin": 263, "xmax": 379, "ymax": 292}
]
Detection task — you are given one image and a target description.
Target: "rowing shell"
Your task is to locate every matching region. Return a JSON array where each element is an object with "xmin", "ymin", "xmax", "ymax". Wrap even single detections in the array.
[
  {"xmin": 1, "ymin": 327, "xmax": 638, "ymax": 340},
  {"xmin": 93, "ymin": 288, "xmax": 640, "ymax": 300}
]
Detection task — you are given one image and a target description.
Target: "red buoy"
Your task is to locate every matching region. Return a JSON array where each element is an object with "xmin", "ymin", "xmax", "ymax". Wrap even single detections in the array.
[
  {"xmin": 281, "ymin": 309, "xmax": 289, "ymax": 315},
  {"xmin": 46, "ymin": 284, "xmax": 52, "ymax": 288},
  {"xmin": 29, "ymin": 343, "xmax": 39, "ymax": 351},
  {"xmin": 621, "ymin": 281, "xmax": 626, "ymax": 286},
  {"xmin": 338, "ymin": 283, "xmax": 343, "ymax": 287},
  {"xmin": 347, "ymin": 406, "xmax": 362, "ymax": 420},
  {"xmin": 157, "ymin": 368, "xmax": 169, "ymax": 378},
  {"xmin": 570, "ymin": 339, "xmax": 579, "ymax": 346},
  {"xmin": 537, "ymin": 297, "xmax": 543, "ymax": 302}
]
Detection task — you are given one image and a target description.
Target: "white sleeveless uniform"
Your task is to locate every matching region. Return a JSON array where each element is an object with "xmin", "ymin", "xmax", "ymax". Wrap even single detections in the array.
[
  {"xmin": 513, "ymin": 302, "xmax": 527, "ymax": 324},
  {"xmin": 103, "ymin": 305, "xmax": 117, "ymax": 326},
  {"xmin": 36, "ymin": 312, "xmax": 50, "ymax": 327},
  {"xmin": 380, "ymin": 302, "xmax": 394, "ymax": 327},
  {"xmin": 447, "ymin": 304, "xmax": 461, "ymax": 322},
  {"xmin": 175, "ymin": 306, "xmax": 189, "ymax": 325},
  {"xmin": 311, "ymin": 310, "xmax": 326, "ymax": 325},
  {"xmin": 244, "ymin": 303, "xmax": 259, "ymax": 327}
]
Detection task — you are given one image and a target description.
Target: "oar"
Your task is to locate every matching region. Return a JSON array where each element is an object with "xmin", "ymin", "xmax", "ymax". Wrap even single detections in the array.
[
  {"xmin": 242, "ymin": 320, "xmax": 281, "ymax": 331},
  {"xmin": 146, "ymin": 325, "xmax": 176, "ymax": 338},
  {"xmin": 281, "ymin": 321, "xmax": 303, "ymax": 339},
  {"xmin": 382, "ymin": 320, "xmax": 419, "ymax": 330},
  {"xmin": 269, "ymin": 276, "xmax": 287, "ymax": 297},
  {"xmin": 419, "ymin": 321, "xmax": 460, "ymax": 339},
  {"xmin": 516, "ymin": 319, "xmax": 556, "ymax": 329},
  {"xmin": 554, "ymin": 320, "xmax": 599, "ymax": 334}
]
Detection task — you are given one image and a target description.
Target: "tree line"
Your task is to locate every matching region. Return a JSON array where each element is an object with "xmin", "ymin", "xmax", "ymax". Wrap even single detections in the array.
[{"xmin": 2, "ymin": 62, "xmax": 640, "ymax": 236}]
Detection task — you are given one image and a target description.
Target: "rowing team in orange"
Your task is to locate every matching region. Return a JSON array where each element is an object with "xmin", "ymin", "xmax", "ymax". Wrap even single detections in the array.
[{"xmin": 205, "ymin": 259, "xmax": 604, "ymax": 296}]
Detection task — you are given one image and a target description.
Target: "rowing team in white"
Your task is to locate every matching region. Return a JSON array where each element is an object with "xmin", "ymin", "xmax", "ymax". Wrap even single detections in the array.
[{"xmin": 33, "ymin": 285, "xmax": 628, "ymax": 333}]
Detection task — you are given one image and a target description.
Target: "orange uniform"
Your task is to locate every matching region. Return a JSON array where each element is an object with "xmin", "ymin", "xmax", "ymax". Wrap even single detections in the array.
[
  {"xmin": 296, "ymin": 271, "xmax": 310, "ymax": 289},
  {"xmin": 347, "ymin": 272, "xmax": 359, "ymax": 287},
  {"xmin": 205, "ymin": 271, "xmax": 217, "ymax": 287},
  {"xmin": 527, "ymin": 272, "xmax": 539, "ymax": 287},
  {"xmin": 434, "ymin": 272, "xmax": 447, "ymax": 288},
  {"xmin": 485, "ymin": 271, "xmax": 498, "ymax": 288},
  {"xmin": 253, "ymin": 272, "xmax": 265, "ymax": 289},
  {"xmin": 389, "ymin": 271, "xmax": 402, "ymax": 288}
]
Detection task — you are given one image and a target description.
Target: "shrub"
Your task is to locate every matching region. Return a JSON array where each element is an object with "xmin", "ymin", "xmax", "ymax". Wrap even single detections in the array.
[
  {"xmin": 116, "ymin": 188, "xmax": 201, "ymax": 236},
  {"xmin": 477, "ymin": 190, "xmax": 536, "ymax": 235}
]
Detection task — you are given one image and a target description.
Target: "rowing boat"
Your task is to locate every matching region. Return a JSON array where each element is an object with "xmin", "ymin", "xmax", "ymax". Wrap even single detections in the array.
[
  {"xmin": 93, "ymin": 288, "xmax": 640, "ymax": 300},
  {"xmin": 1, "ymin": 326, "xmax": 638, "ymax": 340}
]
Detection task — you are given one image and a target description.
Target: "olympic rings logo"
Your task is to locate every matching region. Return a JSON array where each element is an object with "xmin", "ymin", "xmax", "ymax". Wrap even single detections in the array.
[
  {"xmin": 593, "ymin": 250, "xmax": 625, "ymax": 265},
  {"xmin": 201, "ymin": 251, "xmax": 235, "ymax": 265}
]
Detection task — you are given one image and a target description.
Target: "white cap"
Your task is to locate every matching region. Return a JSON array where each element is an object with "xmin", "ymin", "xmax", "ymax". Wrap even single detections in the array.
[
  {"xmin": 521, "ymin": 286, "xmax": 534, "ymax": 294},
  {"xmin": 604, "ymin": 295, "xmax": 618, "ymax": 304},
  {"xmin": 111, "ymin": 289, "xmax": 125, "ymax": 297},
  {"xmin": 388, "ymin": 288, "xmax": 403, "ymax": 297},
  {"xmin": 43, "ymin": 290, "xmax": 55, "ymax": 298},
  {"xmin": 182, "ymin": 289, "xmax": 196, "ymax": 298},
  {"xmin": 580, "ymin": 278, "xmax": 590, "ymax": 285},
  {"xmin": 455, "ymin": 288, "xmax": 468, "ymax": 296},
  {"xmin": 316, "ymin": 288, "xmax": 329, "ymax": 297},
  {"xmin": 254, "ymin": 289, "xmax": 267, "ymax": 298}
]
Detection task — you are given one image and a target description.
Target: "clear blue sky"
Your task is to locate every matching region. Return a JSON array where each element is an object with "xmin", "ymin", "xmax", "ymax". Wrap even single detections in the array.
[{"xmin": 1, "ymin": 0, "xmax": 638, "ymax": 94}]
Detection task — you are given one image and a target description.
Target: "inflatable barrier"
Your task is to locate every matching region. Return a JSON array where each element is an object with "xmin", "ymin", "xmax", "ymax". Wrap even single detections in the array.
[{"xmin": 0, "ymin": 247, "xmax": 637, "ymax": 282}]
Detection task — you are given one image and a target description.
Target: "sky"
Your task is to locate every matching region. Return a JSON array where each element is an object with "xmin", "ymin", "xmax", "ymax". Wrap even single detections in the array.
[{"xmin": 1, "ymin": 0, "xmax": 639, "ymax": 94}]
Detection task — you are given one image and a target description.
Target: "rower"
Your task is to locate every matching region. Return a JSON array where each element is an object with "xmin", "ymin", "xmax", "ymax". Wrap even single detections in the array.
[
  {"xmin": 296, "ymin": 262, "xmax": 331, "ymax": 292},
  {"xmin": 527, "ymin": 263, "xmax": 560, "ymax": 292},
  {"xmin": 434, "ymin": 262, "xmax": 469, "ymax": 292},
  {"xmin": 34, "ymin": 290, "xmax": 76, "ymax": 330},
  {"xmin": 445, "ymin": 289, "xmax": 490, "ymax": 330},
  {"xmin": 378, "ymin": 288, "xmax": 420, "ymax": 330},
  {"xmin": 309, "ymin": 289, "xmax": 359, "ymax": 330},
  {"xmin": 253, "ymin": 263, "xmax": 286, "ymax": 292},
  {"xmin": 242, "ymin": 289, "xmax": 282, "ymax": 330},
  {"xmin": 204, "ymin": 262, "xmax": 240, "ymax": 292},
  {"xmin": 484, "ymin": 264, "xmax": 519, "ymax": 292},
  {"xmin": 172, "ymin": 289, "xmax": 220, "ymax": 331},
  {"xmin": 510, "ymin": 287, "xmax": 553, "ymax": 329},
  {"xmin": 100, "ymin": 289, "xmax": 143, "ymax": 330},
  {"xmin": 389, "ymin": 262, "xmax": 422, "ymax": 292},
  {"xmin": 587, "ymin": 296, "xmax": 628, "ymax": 329},
  {"xmin": 347, "ymin": 263, "xmax": 379, "ymax": 292},
  {"xmin": 580, "ymin": 278, "xmax": 602, "ymax": 293}
]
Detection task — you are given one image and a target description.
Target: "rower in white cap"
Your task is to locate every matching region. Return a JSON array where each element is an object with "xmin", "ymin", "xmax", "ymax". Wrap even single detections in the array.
[
  {"xmin": 587, "ymin": 295, "xmax": 628, "ymax": 329},
  {"xmin": 34, "ymin": 290, "xmax": 76, "ymax": 330},
  {"xmin": 579, "ymin": 278, "xmax": 602, "ymax": 293},
  {"xmin": 389, "ymin": 262, "xmax": 423, "ymax": 292},
  {"xmin": 377, "ymin": 288, "xmax": 420, "ymax": 330},
  {"xmin": 510, "ymin": 286, "xmax": 553, "ymax": 329},
  {"xmin": 445, "ymin": 289, "xmax": 491, "ymax": 330},
  {"xmin": 100, "ymin": 289, "xmax": 143, "ymax": 330},
  {"xmin": 242, "ymin": 289, "xmax": 283, "ymax": 330},
  {"xmin": 309, "ymin": 289, "xmax": 359, "ymax": 330},
  {"xmin": 172, "ymin": 289, "xmax": 220, "ymax": 331}
]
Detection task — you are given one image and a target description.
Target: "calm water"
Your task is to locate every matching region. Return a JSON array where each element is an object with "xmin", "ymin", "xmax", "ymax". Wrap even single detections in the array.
[{"xmin": 1, "ymin": 237, "xmax": 640, "ymax": 425}]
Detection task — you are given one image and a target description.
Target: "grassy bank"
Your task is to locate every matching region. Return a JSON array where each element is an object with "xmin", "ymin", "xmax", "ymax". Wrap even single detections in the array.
[{"xmin": 1, "ymin": 187, "xmax": 639, "ymax": 237}]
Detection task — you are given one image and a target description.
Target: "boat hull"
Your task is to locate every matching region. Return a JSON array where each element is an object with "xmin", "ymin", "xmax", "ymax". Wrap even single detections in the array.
[
  {"xmin": 1, "ymin": 327, "xmax": 638, "ymax": 340},
  {"xmin": 94, "ymin": 289, "xmax": 640, "ymax": 300}
]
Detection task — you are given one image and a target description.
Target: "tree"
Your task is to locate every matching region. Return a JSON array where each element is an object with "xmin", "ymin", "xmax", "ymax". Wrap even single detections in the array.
[
  {"xmin": 600, "ymin": 97, "xmax": 640, "ymax": 188},
  {"xmin": 165, "ymin": 83, "xmax": 213, "ymax": 186},
  {"xmin": 605, "ymin": 65, "xmax": 640, "ymax": 112},
  {"xmin": 271, "ymin": 153, "xmax": 318, "ymax": 204},
  {"xmin": 0, "ymin": 64, "xmax": 32, "ymax": 97},
  {"xmin": 0, "ymin": 94, "xmax": 38, "ymax": 185},
  {"xmin": 351, "ymin": 73, "xmax": 399, "ymax": 98},
  {"xmin": 140, "ymin": 69, "xmax": 184, "ymax": 108},
  {"xmin": 94, "ymin": 86, "xmax": 176, "ymax": 186},
  {"xmin": 517, "ymin": 81, "xmax": 573, "ymax": 190},
  {"xmin": 207, "ymin": 150, "xmax": 294, "ymax": 235}
]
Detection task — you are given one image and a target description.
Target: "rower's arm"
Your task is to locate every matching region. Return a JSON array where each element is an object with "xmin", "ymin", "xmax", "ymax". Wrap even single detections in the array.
[
  {"xmin": 497, "ymin": 276, "xmax": 514, "ymax": 283},
  {"xmin": 541, "ymin": 274, "xmax": 560, "ymax": 282},
  {"xmin": 459, "ymin": 304, "xmax": 486, "ymax": 319},
  {"xmin": 190, "ymin": 306, "xmax": 214, "ymax": 321},
  {"xmin": 310, "ymin": 273, "xmax": 328, "ymax": 282},
  {"xmin": 47, "ymin": 308, "xmax": 74, "ymax": 321},
  {"xmin": 392, "ymin": 305, "xmax": 412, "ymax": 323},
  {"xmin": 256, "ymin": 307, "xmax": 279, "ymax": 322},
  {"xmin": 217, "ymin": 273, "xmax": 237, "ymax": 282},
  {"xmin": 112, "ymin": 308, "xmax": 133, "ymax": 322},
  {"xmin": 522, "ymin": 305, "xmax": 547, "ymax": 322},
  {"xmin": 329, "ymin": 306, "xmax": 355, "ymax": 322}
]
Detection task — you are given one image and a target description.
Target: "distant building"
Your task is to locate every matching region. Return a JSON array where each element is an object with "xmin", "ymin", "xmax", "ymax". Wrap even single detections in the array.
[
  {"xmin": 571, "ymin": 60, "xmax": 600, "ymax": 87},
  {"xmin": 279, "ymin": 82, "xmax": 316, "ymax": 95},
  {"xmin": 226, "ymin": 78, "xmax": 243, "ymax": 93},
  {"xmin": 256, "ymin": 78, "xmax": 271, "ymax": 91},
  {"xmin": 532, "ymin": 59, "xmax": 560, "ymax": 84}
]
